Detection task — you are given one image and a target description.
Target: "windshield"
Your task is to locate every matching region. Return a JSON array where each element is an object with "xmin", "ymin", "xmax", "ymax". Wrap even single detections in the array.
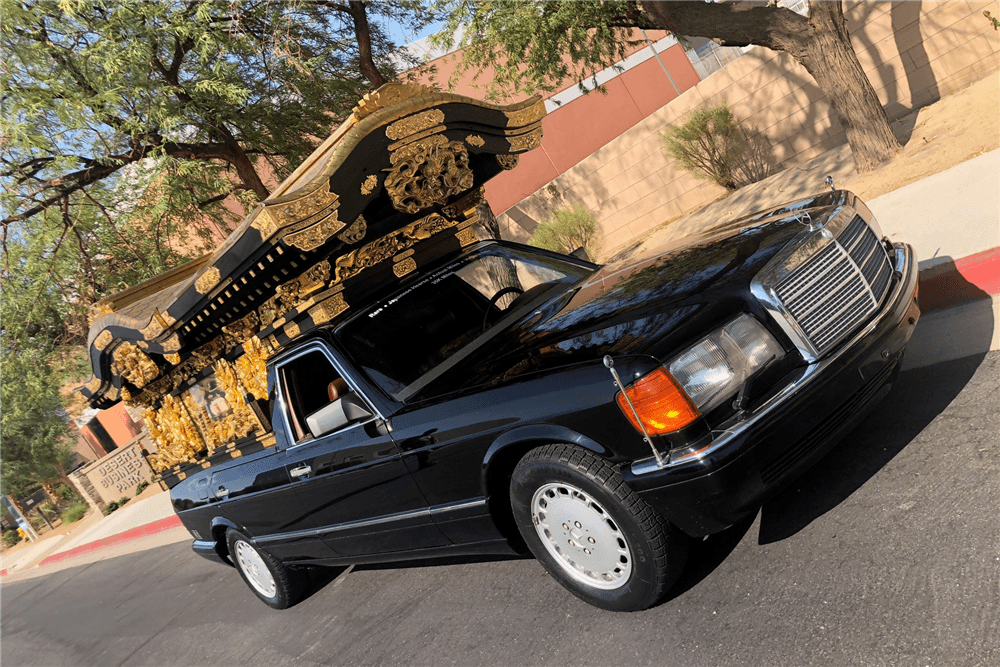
[{"xmin": 336, "ymin": 245, "xmax": 590, "ymax": 401}]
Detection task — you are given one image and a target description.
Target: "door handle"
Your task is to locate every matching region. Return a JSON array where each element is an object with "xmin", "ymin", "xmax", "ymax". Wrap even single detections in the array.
[
  {"xmin": 290, "ymin": 465, "xmax": 312, "ymax": 479},
  {"xmin": 216, "ymin": 486, "xmax": 229, "ymax": 497}
]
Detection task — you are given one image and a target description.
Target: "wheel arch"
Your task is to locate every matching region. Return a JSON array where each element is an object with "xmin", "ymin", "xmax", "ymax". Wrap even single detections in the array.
[
  {"xmin": 210, "ymin": 516, "xmax": 241, "ymax": 560},
  {"xmin": 481, "ymin": 425, "xmax": 613, "ymax": 550}
]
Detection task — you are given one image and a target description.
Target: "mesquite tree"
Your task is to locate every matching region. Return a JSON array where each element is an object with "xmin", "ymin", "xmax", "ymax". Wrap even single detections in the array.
[{"xmin": 439, "ymin": 1, "xmax": 900, "ymax": 173}]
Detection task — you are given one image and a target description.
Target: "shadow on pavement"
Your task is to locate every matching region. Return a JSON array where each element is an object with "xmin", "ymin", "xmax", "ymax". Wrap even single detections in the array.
[{"xmin": 757, "ymin": 266, "xmax": 994, "ymax": 544}]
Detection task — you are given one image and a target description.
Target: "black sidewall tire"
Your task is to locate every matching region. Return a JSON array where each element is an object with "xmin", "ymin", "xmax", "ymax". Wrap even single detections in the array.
[
  {"xmin": 226, "ymin": 529, "xmax": 303, "ymax": 610},
  {"xmin": 511, "ymin": 447, "xmax": 685, "ymax": 612}
]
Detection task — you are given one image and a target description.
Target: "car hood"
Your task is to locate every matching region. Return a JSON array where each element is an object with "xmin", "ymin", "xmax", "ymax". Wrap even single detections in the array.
[{"xmin": 430, "ymin": 191, "xmax": 855, "ymax": 396}]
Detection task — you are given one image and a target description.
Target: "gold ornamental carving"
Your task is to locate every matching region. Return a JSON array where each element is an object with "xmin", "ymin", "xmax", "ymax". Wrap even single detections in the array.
[
  {"xmin": 508, "ymin": 127, "xmax": 543, "ymax": 152},
  {"xmin": 385, "ymin": 137, "xmax": 475, "ymax": 215},
  {"xmin": 456, "ymin": 227, "xmax": 478, "ymax": 247},
  {"xmin": 465, "ymin": 135, "xmax": 485, "ymax": 147},
  {"xmin": 222, "ymin": 311, "xmax": 260, "ymax": 346},
  {"xmin": 361, "ymin": 174, "xmax": 378, "ymax": 195},
  {"xmin": 84, "ymin": 376, "xmax": 100, "ymax": 393},
  {"xmin": 442, "ymin": 187, "xmax": 484, "ymax": 219},
  {"xmin": 394, "ymin": 248, "xmax": 415, "ymax": 262},
  {"xmin": 271, "ymin": 187, "xmax": 339, "ymax": 226},
  {"xmin": 258, "ymin": 260, "xmax": 331, "ymax": 328},
  {"xmin": 309, "ymin": 294, "xmax": 349, "ymax": 325},
  {"xmin": 182, "ymin": 392, "xmax": 223, "ymax": 456},
  {"xmin": 113, "ymin": 342, "xmax": 159, "ymax": 389},
  {"xmin": 282, "ymin": 213, "xmax": 344, "ymax": 251},
  {"xmin": 88, "ymin": 300, "xmax": 114, "ymax": 325},
  {"xmin": 496, "ymin": 154, "xmax": 519, "ymax": 170},
  {"xmin": 160, "ymin": 334, "xmax": 181, "ymax": 352},
  {"xmin": 211, "ymin": 359, "xmax": 258, "ymax": 446},
  {"xmin": 338, "ymin": 216, "xmax": 367, "ymax": 244},
  {"xmin": 235, "ymin": 337, "xmax": 269, "ymax": 401},
  {"xmin": 504, "ymin": 99, "xmax": 546, "ymax": 126},
  {"xmin": 385, "ymin": 109, "xmax": 446, "ymax": 140},
  {"xmin": 284, "ymin": 321, "xmax": 301, "ymax": 339},
  {"xmin": 334, "ymin": 213, "xmax": 459, "ymax": 283},
  {"xmin": 142, "ymin": 394, "xmax": 205, "ymax": 472},
  {"xmin": 139, "ymin": 309, "xmax": 175, "ymax": 338},
  {"xmin": 252, "ymin": 208, "xmax": 281, "ymax": 239},
  {"xmin": 94, "ymin": 330, "xmax": 113, "ymax": 351},
  {"xmin": 353, "ymin": 82, "xmax": 437, "ymax": 121},
  {"xmin": 393, "ymin": 258, "xmax": 417, "ymax": 277},
  {"xmin": 195, "ymin": 266, "xmax": 221, "ymax": 294},
  {"xmin": 164, "ymin": 353, "xmax": 181, "ymax": 365}
]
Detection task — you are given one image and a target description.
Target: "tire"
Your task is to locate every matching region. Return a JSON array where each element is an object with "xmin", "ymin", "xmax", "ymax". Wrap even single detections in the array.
[
  {"xmin": 226, "ymin": 529, "xmax": 306, "ymax": 609},
  {"xmin": 510, "ymin": 444, "xmax": 688, "ymax": 612}
]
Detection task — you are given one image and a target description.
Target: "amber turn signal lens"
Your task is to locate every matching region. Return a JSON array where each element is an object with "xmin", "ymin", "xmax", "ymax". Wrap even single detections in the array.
[{"xmin": 616, "ymin": 368, "xmax": 701, "ymax": 435}]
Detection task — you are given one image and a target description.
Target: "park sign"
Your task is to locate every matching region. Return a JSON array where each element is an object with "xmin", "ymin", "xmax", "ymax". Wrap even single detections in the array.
[{"xmin": 78, "ymin": 82, "xmax": 545, "ymax": 485}]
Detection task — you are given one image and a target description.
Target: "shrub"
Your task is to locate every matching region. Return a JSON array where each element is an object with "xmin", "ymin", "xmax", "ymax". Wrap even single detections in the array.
[
  {"xmin": 528, "ymin": 204, "xmax": 600, "ymax": 257},
  {"xmin": 55, "ymin": 484, "xmax": 78, "ymax": 501},
  {"xmin": 2, "ymin": 529, "xmax": 20, "ymax": 548},
  {"xmin": 103, "ymin": 498, "xmax": 130, "ymax": 515},
  {"xmin": 135, "ymin": 481, "xmax": 149, "ymax": 496},
  {"xmin": 61, "ymin": 502, "xmax": 89, "ymax": 524},
  {"xmin": 661, "ymin": 104, "xmax": 774, "ymax": 191}
]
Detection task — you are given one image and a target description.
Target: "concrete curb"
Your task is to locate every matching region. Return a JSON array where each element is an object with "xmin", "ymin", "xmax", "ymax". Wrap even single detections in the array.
[
  {"xmin": 918, "ymin": 247, "xmax": 1000, "ymax": 311},
  {"xmin": 34, "ymin": 515, "xmax": 182, "ymax": 568}
]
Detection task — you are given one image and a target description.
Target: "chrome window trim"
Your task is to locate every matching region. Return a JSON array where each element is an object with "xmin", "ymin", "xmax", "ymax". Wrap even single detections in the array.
[
  {"xmin": 252, "ymin": 497, "xmax": 487, "ymax": 545},
  {"xmin": 271, "ymin": 339, "xmax": 385, "ymax": 450},
  {"xmin": 632, "ymin": 244, "xmax": 912, "ymax": 477}
]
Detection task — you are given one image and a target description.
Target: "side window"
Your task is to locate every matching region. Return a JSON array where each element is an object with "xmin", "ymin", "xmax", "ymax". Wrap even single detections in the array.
[{"xmin": 278, "ymin": 349, "xmax": 352, "ymax": 443}]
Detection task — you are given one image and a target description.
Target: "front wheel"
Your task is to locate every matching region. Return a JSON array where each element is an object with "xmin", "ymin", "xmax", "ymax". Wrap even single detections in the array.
[
  {"xmin": 227, "ymin": 529, "xmax": 306, "ymax": 609},
  {"xmin": 510, "ymin": 444, "xmax": 688, "ymax": 611}
]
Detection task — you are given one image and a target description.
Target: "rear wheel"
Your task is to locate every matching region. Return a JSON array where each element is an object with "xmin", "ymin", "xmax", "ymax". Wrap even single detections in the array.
[
  {"xmin": 227, "ymin": 529, "xmax": 306, "ymax": 609},
  {"xmin": 510, "ymin": 444, "xmax": 688, "ymax": 611}
]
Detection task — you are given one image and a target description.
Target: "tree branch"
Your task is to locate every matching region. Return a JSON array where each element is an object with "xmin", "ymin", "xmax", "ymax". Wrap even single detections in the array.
[{"xmin": 639, "ymin": 1, "xmax": 810, "ymax": 54}]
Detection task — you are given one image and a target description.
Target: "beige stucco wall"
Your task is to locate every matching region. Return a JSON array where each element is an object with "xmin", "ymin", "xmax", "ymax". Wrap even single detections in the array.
[
  {"xmin": 499, "ymin": 1, "xmax": 1000, "ymax": 256},
  {"xmin": 77, "ymin": 434, "xmax": 155, "ymax": 505}
]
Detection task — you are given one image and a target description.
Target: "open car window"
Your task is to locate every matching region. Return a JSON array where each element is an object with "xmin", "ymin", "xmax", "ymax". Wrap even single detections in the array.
[
  {"xmin": 336, "ymin": 246, "xmax": 589, "ymax": 402},
  {"xmin": 277, "ymin": 350, "xmax": 349, "ymax": 443}
]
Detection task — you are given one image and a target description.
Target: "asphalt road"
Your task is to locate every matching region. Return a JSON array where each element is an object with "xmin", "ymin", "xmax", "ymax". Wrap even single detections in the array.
[{"xmin": 3, "ymin": 351, "xmax": 998, "ymax": 667}]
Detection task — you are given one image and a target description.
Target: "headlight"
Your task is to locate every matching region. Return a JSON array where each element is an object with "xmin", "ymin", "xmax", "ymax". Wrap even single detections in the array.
[{"xmin": 668, "ymin": 314, "xmax": 783, "ymax": 414}]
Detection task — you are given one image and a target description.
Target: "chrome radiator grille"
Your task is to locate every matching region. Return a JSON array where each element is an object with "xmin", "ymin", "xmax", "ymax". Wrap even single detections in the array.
[{"xmin": 774, "ymin": 215, "xmax": 892, "ymax": 355}]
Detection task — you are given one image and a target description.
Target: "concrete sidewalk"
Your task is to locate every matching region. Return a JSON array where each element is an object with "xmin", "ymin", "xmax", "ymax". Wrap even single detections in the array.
[{"xmin": 1, "ymin": 491, "xmax": 184, "ymax": 581}]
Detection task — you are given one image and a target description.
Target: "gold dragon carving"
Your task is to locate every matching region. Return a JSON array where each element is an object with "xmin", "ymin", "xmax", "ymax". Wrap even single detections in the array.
[
  {"xmin": 221, "ymin": 311, "xmax": 260, "ymax": 348},
  {"xmin": 384, "ymin": 136, "xmax": 475, "ymax": 215},
  {"xmin": 465, "ymin": 135, "xmax": 485, "ymax": 147},
  {"xmin": 508, "ymin": 127, "xmax": 544, "ymax": 152},
  {"xmin": 333, "ymin": 213, "xmax": 459, "ymax": 283},
  {"xmin": 496, "ymin": 154, "xmax": 519, "ymax": 170},
  {"xmin": 113, "ymin": 342, "xmax": 159, "ymax": 389}
]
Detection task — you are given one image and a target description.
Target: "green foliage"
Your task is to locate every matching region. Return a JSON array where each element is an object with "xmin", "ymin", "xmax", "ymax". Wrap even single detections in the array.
[
  {"xmin": 1, "ymin": 0, "xmax": 440, "ymax": 498},
  {"xmin": 102, "ymin": 497, "xmax": 130, "ymax": 515},
  {"xmin": 55, "ymin": 484, "xmax": 78, "ymax": 501},
  {"xmin": 528, "ymin": 204, "xmax": 599, "ymax": 257},
  {"xmin": 435, "ymin": 1, "xmax": 648, "ymax": 99},
  {"xmin": 661, "ymin": 105, "xmax": 773, "ymax": 191},
  {"xmin": 61, "ymin": 502, "xmax": 89, "ymax": 524},
  {"xmin": 135, "ymin": 481, "xmax": 149, "ymax": 496},
  {"xmin": 2, "ymin": 529, "xmax": 21, "ymax": 548}
]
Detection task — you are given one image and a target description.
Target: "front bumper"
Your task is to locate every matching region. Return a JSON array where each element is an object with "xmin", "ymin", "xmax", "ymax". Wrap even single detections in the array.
[{"xmin": 623, "ymin": 243, "xmax": 920, "ymax": 537}]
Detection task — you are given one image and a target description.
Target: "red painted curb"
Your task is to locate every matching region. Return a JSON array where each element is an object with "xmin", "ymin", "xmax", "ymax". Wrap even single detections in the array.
[
  {"xmin": 918, "ymin": 247, "xmax": 1000, "ymax": 312},
  {"xmin": 36, "ymin": 515, "xmax": 183, "ymax": 568}
]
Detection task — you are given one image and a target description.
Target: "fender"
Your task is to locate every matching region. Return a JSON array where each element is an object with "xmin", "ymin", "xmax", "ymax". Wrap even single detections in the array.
[
  {"xmin": 210, "ymin": 516, "xmax": 242, "ymax": 541},
  {"xmin": 481, "ymin": 423, "xmax": 612, "ymax": 492}
]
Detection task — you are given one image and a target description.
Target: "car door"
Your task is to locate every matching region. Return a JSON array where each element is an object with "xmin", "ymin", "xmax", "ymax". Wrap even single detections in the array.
[
  {"xmin": 274, "ymin": 340, "xmax": 450, "ymax": 558},
  {"xmin": 209, "ymin": 383, "xmax": 331, "ymax": 562}
]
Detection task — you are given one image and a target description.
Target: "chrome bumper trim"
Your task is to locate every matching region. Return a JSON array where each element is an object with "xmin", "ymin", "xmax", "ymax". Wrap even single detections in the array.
[{"xmin": 631, "ymin": 243, "xmax": 915, "ymax": 477}]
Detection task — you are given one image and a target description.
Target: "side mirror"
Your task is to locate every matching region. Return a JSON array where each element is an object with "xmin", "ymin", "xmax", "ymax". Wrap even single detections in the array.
[{"xmin": 305, "ymin": 392, "xmax": 374, "ymax": 438}]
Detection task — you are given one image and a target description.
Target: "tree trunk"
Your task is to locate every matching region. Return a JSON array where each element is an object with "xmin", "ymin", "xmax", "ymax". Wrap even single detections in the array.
[
  {"xmin": 349, "ymin": 0, "xmax": 388, "ymax": 88},
  {"xmin": 639, "ymin": 0, "xmax": 900, "ymax": 172},
  {"xmin": 795, "ymin": 3, "xmax": 899, "ymax": 172}
]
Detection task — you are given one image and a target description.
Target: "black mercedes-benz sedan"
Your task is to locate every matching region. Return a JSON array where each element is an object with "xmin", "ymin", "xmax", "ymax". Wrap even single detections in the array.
[{"xmin": 172, "ymin": 190, "xmax": 919, "ymax": 612}]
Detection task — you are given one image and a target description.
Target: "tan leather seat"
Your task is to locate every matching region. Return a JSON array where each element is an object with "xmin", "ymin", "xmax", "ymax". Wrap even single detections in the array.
[{"xmin": 327, "ymin": 378, "xmax": 349, "ymax": 402}]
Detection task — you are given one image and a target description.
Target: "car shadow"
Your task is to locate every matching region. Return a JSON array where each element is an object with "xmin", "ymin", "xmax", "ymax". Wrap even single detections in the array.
[
  {"xmin": 657, "ymin": 514, "xmax": 757, "ymax": 606},
  {"xmin": 757, "ymin": 263, "xmax": 995, "ymax": 543}
]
